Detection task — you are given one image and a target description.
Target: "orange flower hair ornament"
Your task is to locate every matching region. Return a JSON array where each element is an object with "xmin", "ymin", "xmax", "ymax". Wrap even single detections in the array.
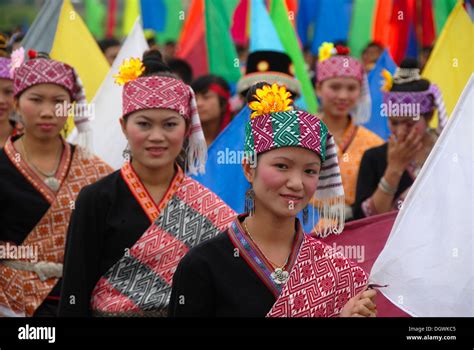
[
  {"xmin": 248, "ymin": 83, "xmax": 293, "ymax": 119},
  {"xmin": 114, "ymin": 57, "xmax": 145, "ymax": 86}
]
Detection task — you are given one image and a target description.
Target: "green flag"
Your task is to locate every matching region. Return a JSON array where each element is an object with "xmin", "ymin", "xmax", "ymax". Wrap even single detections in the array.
[
  {"xmin": 205, "ymin": 0, "xmax": 241, "ymax": 83},
  {"xmin": 85, "ymin": 0, "xmax": 106, "ymax": 39},
  {"xmin": 269, "ymin": 0, "xmax": 317, "ymax": 113},
  {"xmin": 157, "ymin": 0, "xmax": 185, "ymax": 44},
  {"xmin": 433, "ymin": 0, "xmax": 458, "ymax": 36},
  {"xmin": 348, "ymin": 0, "xmax": 377, "ymax": 59}
]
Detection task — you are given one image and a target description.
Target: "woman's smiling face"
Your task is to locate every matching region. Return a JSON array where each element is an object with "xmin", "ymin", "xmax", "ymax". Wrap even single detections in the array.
[
  {"xmin": 121, "ymin": 108, "xmax": 188, "ymax": 170},
  {"xmin": 316, "ymin": 77, "xmax": 361, "ymax": 118},
  {"xmin": 243, "ymin": 146, "xmax": 321, "ymax": 219}
]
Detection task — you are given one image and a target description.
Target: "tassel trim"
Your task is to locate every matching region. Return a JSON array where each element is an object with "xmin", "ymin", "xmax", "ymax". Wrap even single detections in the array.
[{"xmin": 311, "ymin": 195, "xmax": 346, "ymax": 238}]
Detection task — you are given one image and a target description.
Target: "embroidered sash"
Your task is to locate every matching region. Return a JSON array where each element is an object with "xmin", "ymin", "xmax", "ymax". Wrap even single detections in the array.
[
  {"xmin": 0, "ymin": 138, "xmax": 113, "ymax": 317},
  {"xmin": 267, "ymin": 235, "xmax": 367, "ymax": 317},
  {"xmin": 90, "ymin": 162, "xmax": 236, "ymax": 316}
]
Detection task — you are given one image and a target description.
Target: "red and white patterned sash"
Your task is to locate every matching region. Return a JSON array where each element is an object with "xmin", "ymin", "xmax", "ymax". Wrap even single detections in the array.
[
  {"xmin": 0, "ymin": 138, "xmax": 113, "ymax": 316},
  {"xmin": 267, "ymin": 235, "xmax": 367, "ymax": 317},
  {"xmin": 90, "ymin": 162, "xmax": 236, "ymax": 316}
]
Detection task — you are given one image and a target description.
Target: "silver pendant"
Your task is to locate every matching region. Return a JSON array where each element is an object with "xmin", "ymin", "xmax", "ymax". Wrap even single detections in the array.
[
  {"xmin": 44, "ymin": 177, "xmax": 60, "ymax": 191},
  {"xmin": 271, "ymin": 268, "xmax": 289, "ymax": 285}
]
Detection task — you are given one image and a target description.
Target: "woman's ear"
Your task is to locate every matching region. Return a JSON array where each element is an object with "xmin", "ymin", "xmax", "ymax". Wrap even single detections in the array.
[
  {"xmin": 241, "ymin": 158, "xmax": 255, "ymax": 184},
  {"xmin": 13, "ymin": 98, "xmax": 20, "ymax": 113},
  {"xmin": 315, "ymin": 82, "xmax": 322, "ymax": 98},
  {"xmin": 119, "ymin": 117, "xmax": 127, "ymax": 138}
]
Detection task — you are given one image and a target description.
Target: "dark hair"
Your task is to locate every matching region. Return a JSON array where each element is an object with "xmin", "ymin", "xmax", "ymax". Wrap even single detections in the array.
[
  {"xmin": 165, "ymin": 40, "xmax": 176, "ymax": 47},
  {"xmin": 143, "ymin": 30, "xmax": 157, "ymax": 47},
  {"xmin": 246, "ymin": 82, "xmax": 296, "ymax": 106},
  {"xmin": 12, "ymin": 32, "xmax": 24, "ymax": 44},
  {"xmin": 98, "ymin": 38, "xmax": 120, "ymax": 53},
  {"xmin": 167, "ymin": 58, "xmax": 193, "ymax": 84},
  {"xmin": 362, "ymin": 41, "xmax": 384, "ymax": 54},
  {"xmin": 141, "ymin": 49, "xmax": 172, "ymax": 77},
  {"xmin": 236, "ymin": 44, "xmax": 248, "ymax": 55},
  {"xmin": 5, "ymin": 32, "xmax": 24, "ymax": 53},
  {"xmin": 191, "ymin": 74, "xmax": 230, "ymax": 111},
  {"xmin": 333, "ymin": 40, "xmax": 348, "ymax": 47},
  {"xmin": 421, "ymin": 46, "xmax": 433, "ymax": 55},
  {"xmin": 245, "ymin": 82, "xmax": 269, "ymax": 104}
]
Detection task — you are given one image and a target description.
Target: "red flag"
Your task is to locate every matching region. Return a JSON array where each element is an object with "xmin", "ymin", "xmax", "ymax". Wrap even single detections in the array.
[
  {"xmin": 106, "ymin": 0, "xmax": 117, "ymax": 38},
  {"xmin": 418, "ymin": 0, "xmax": 436, "ymax": 47},
  {"xmin": 373, "ymin": 0, "xmax": 393, "ymax": 46},
  {"xmin": 176, "ymin": 0, "xmax": 208, "ymax": 78},
  {"xmin": 231, "ymin": 0, "xmax": 249, "ymax": 46}
]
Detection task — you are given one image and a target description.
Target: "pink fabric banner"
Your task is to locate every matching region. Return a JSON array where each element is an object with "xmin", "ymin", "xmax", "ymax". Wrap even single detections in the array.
[{"xmin": 322, "ymin": 211, "xmax": 409, "ymax": 317}]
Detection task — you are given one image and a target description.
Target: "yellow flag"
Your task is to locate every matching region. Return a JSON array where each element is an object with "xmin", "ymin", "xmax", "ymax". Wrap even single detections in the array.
[
  {"xmin": 50, "ymin": 0, "xmax": 109, "ymax": 102},
  {"xmin": 422, "ymin": 2, "xmax": 474, "ymax": 128},
  {"xmin": 49, "ymin": 0, "xmax": 109, "ymax": 135},
  {"xmin": 122, "ymin": 0, "xmax": 141, "ymax": 36}
]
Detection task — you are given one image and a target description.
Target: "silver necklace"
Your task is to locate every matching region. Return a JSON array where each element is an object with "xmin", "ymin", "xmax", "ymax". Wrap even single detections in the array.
[
  {"xmin": 243, "ymin": 219, "xmax": 292, "ymax": 285},
  {"xmin": 20, "ymin": 138, "xmax": 62, "ymax": 191}
]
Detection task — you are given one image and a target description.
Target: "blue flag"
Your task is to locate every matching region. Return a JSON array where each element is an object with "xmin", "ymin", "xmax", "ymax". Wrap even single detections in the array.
[
  {"xmin": 296, "ymin": 0, "xmax": 318, "ymax": 47},
  {"xmin": 365, "ymin": 49, "xmax": 397, "ymax": 140},
  {"xmin": 140, "ymin": 0, "xmax": 166, "ymax": 33},
  {"xmin": 405, "ymin": 21, "xmax": 418, "ymax": 59},
  {"xmin": 192, "ymin": 107, "xmax": 251, "ymax": 213},
  {"xmin": 296, "ymin": 0, "xmax": 352, "ymax": 54},
  {"xmin": 249, "ymin": 0, "xmax": 285, "ymax": 53}
]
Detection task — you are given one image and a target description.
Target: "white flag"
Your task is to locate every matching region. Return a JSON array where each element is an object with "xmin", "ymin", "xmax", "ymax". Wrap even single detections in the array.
[
  {"xmin": 69, "ymin": 17, "xmax": 149, "ymax": 169},
  {"xmin": 370, "ymin": 75, "xmax": 474, "ymax": 317}
]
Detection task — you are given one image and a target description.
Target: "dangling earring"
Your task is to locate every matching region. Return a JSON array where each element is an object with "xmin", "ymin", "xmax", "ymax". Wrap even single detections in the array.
[
  {"xmin": 302, "ymin": 206, "xmax": 309, "ymax": 225},
  {"xmin": 245, "ymin": 187, "xmax": 255, "ymax": 216},
  {"xmin": 183, "ymin": 143, "xmax": 189, "ymax": 173},
  {"xmin": 122, "ymin": 143, "xmax": 131, "ymax": 161}
]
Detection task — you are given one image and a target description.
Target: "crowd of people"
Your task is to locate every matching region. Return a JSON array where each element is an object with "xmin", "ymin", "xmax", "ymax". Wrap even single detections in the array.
[{"xmin": 0, "ymin": 19, "xmax": 447, "ymax": 318}]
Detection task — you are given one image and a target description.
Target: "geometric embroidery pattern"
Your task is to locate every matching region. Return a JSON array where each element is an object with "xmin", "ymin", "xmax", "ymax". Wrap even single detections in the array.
[
  {"xmin": 317, "ymin": 56, "xmax": 363, "ymax": 84},
  {"xmin": 123, "ymin": 76, "xmax": 191, "ymax": 119},
  {"xmin": 13, "ymin": 59, "xmax": 75, "ymax": 98},
  {"xmin": 267, "ymin": 236, "xmax": 367, "ymax": 317},
  {"xmin": 0, "ymin": 143, "xmax": 113, "ymax": 317},
  {"xmin": 244, "ymin": 110, "xmax": 328, "ymax": 162},
  {"xmin": 383, "ymin": 90, "xmax": 435, "ymax": 115},
  {"xmin": 271, "ymin": 111, "xmax": 300, "ymax": 148},
  {"xmin": 91, "ymin": 172, "xmax": 236, "ymax": 316}
]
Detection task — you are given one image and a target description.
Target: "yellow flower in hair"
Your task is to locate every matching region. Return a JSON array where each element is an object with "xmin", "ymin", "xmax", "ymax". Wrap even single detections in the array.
[
  {"xmin": 114, "ymin": 58, "xmax": 145, "ymax": 86},
  {"xmin": 248, "ymin": 83, "xmax": 293, "ymax": 119},
  {"xmin": 381, "ymin": 69, "xmax": 393, "ymax": 92},
  {"xmin": 318, "ymin": 42, "xmax": 335, "ymax": 62}
]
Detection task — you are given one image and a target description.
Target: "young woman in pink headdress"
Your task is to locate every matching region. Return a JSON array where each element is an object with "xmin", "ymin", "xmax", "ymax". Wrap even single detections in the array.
[
  {"xmin": 315, "ymin": 42, "xmax": 384, "ymax": 221},
  {"xmin": 169, "ymin": 83, "xmax": 377, "ymax": 317},
  {"xmin": 0, "ymin": 34, "xmax": 18, "ymax": 148},
  {"xmin": 0, "ymin": 49, "xmax": 113, "ymax": 317},
  {"xmin": 59, "ymin": 50, "xmax": 236, "ymax": 317}
]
